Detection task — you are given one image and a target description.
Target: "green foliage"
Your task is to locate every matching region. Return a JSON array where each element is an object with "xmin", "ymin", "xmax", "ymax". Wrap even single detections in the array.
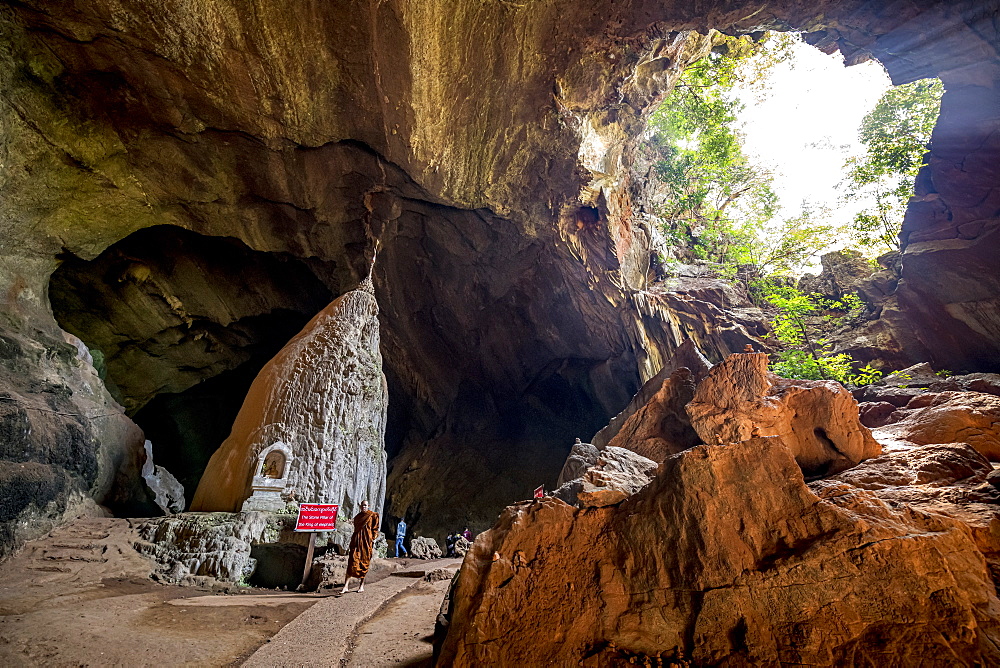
[
  {"xmin": 764, "ymin": 286, "xmax": 882, "ymax": 386},
  {"xmin": 842, "ymin": 78, "xmax": 944, "ymax": 254},
  {"xmin": 648, "ymin": 33, "xmax": 835, "ymax": 278}
]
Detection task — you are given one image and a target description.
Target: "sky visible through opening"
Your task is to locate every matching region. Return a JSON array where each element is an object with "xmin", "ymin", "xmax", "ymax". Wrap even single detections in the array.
[{"xmin": 732, "ymin": 38, "xmax": 893, "ymax": 235}]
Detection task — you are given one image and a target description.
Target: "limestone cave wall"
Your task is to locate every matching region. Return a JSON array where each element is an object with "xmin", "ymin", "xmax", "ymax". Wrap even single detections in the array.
[{"xmin": 0, "ymin": 0, "xmax": 996, "ymax": 548}]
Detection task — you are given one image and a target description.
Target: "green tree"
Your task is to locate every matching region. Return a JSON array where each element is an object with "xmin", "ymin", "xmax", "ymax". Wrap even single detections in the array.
[
  {"xmin": 765, "ymin": 286, "xmax": 882, "ymax": 386},
  {"xmin": 843, "ymin": 78, "xmax": 944, "ymax": 253},
  {"xmin": 647, "ymin": 33, "xmax": 833, "ymax": 278}
]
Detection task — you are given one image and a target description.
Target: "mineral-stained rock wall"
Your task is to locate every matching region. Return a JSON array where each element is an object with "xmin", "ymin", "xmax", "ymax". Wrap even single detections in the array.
[
  {"xmin": 441, "ymin": 351, "xmax": 1000, "ymax": 664},
  {"xmin": 191, "ymin": 279, "xmax": 387, "ymax": 519},
  {"xmin": 440, "ymin": 437, "xmax": 1000, "ymax": 665},
  {"xmin": 0, "ymin": 0, "xmax": 997, "ymax": 548},
  {"xmin": 0, "ymin": 326, "xmax": 151, "ymax": 559}
]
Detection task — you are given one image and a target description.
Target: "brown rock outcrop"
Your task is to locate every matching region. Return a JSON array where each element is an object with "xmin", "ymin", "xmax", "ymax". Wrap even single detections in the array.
[
  {"xmin": 564, "ymin": 446, "xmax": 658, "ymax": 509},
  {"xmin": 410, "ymin": 536, "xmax": 443, "ymax": 560},
  {"xmin": 798, "ymin": 249, "xmax": 874, "ymax": 301},
  {"xmin": 816, "ymin": 442, "xmax": 1000, "ymax": 581},
  {"xmin": 822, "ymin": 442, "xmax": 993, "ymax": 490},
  {"xmin": 553, "ymin": 445, "xmax": 650, "ymax": 508},
  {"xmin": 874, "ymin": 391, "xmax": 1000, "ymax": 460},
  {"xmin": 604, "ymin": 368, "xmax": 700, "ymax": 462},
  {"xmin": 590, "ymin": 339, "xmax": 711, "ymax": 452},
  {"xmin": 554, "ymin": 441, "xmax": 601, "ymax": 489},
  {"xmin": 0, "ymin": 326, "xmax": 150, "ymax": 559},
  {"xmin": 686, "ymin": 353, "xmax": 882, "ymax": 477},
  {"xmin": 440, "ymin": 436, "xmax": 1000, "ymax": 666}
]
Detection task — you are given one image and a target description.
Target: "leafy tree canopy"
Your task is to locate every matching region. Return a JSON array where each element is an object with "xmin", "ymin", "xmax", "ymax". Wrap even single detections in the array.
[
  {"xmin": 842, "ymin": 78, "xmax": 944, "ymax": 254},
  {"xmin": 647, "ymin": 33, "xmax": 830, "ymax": 278}
]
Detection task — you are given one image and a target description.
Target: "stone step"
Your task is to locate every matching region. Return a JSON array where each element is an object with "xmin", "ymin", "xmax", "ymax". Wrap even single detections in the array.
[
  {"xmin": 49, "ymin": 542, "xmax": 103, "ymax": 550},
  {"xmin": 26, "ymin": 565, "xmax": 73, "ymax": 573},
  {"xmin": 41, "ymin": 549, "xmax": 107, "ymax": 563}
]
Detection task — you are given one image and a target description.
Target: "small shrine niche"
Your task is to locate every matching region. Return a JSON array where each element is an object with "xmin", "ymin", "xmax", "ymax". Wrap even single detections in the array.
[
  {"xmin": 241, "ymin": 442, "xmax": 294, "ymax": 512},
  {"xmin": 260, "ymin": 450, "xmax": 287, "ymax": 479}
]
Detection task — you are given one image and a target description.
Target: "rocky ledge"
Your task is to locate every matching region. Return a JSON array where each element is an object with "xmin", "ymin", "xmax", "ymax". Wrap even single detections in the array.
[{"xmin": 439, "ymin": 351, "xmax": 1000, "ymax": 665}]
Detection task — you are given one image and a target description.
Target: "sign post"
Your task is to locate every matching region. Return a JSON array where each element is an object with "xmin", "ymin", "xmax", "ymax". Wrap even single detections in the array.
[
  {"xmin": 533, "ymin": 485, "xmax": 544, "ymax": 499},
  {"xmin": 294, "ymin": 503, "xmax": 339, "ymax": 587}
]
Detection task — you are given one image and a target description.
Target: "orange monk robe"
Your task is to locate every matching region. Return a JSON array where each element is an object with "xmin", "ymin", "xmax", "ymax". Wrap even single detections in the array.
[{"xmin": 346, "ymin": 510, "xmax": 380, "ymax": 579}]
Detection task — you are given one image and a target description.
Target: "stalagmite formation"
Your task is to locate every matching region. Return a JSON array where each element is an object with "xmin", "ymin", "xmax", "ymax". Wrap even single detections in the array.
[{"xmin": 191, "ymin": 278, "xmax": 387, "ymax": 520}]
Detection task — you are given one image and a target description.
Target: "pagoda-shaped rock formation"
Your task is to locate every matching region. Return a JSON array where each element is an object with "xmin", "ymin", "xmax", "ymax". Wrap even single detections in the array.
[{"xmin": 191, "ymin": 277, "xmax": 387, "ymax": 521}]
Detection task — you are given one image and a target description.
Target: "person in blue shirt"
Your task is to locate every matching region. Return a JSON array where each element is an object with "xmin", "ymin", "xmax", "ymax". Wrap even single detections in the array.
[{"xmin": 395, "ymin": 517, "xmax": 408, "ymax": 557}]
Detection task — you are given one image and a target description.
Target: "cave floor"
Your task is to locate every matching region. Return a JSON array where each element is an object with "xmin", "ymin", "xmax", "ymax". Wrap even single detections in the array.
[{"xmin": 0, "ymin": 517, "xmax": 460, "ymax": 667}]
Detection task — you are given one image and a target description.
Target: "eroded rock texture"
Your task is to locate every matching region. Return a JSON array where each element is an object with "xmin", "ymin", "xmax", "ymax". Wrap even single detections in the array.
[
  {"xmin": 440, "ymin": 437, "xmax": 1000, "ymax": 666},
  {"xmin": 687, "ymin": 353, "xmax": 882, "ymax": 477},
  {"xmin": 134, "ymin": 511, "xmax": 274, "ymax": 583},
  {"xmin": 0, "ymin": 0, "xmax": 997, "ymax": 545},
  {"xmin": 443, "ymin": 348, "xmax": 1000, "ymax": 664},
  {"xmin": 191, "ymin": 280, "xmax": 387, "ymax": 520},
  {"xmin": 0, "ymin": 327, "xmax": 150, "ymax": 559},
  {"xmin": 553, "ymin": 445, "xmax": 658, "ymax": 508}
]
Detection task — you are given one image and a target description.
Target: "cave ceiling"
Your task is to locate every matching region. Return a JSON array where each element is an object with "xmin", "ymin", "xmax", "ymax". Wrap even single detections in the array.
[{"xmin": 0, "ymin": 0, "xmax": 996, "ymax": 541}]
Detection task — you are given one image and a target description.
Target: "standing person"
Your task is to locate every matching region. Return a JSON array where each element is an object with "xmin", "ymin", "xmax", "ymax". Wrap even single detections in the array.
[
  {"xmin": 342, "ymin": 501, "xmax": 380, "ymax": 594},
  {"xmin": 461, "ymin": 526, "xmax": 472, "ymax": 541},
  {"xmin": 445, "ymin": 532, "xmax": 457, "ymax": 557},
  {"xmin": 395, "ymin": 517, "xmax": 408, "ymax": 557}
]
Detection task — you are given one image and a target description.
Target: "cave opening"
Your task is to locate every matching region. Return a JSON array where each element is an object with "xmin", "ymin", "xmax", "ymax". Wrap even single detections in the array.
[
  {"xmin": 48, "ymin": 225, "xmax": 341, "ymax": 506},
  {"xmin": 644, "ymin": 31, "xmax": 943, "ymax": 280},
  {"xmin": 11, "ymin": 1, "xmax": 986, "ymax": 551},
  {"xmin": 0, "ymin": 0, "xmax": 997, "ymax": 660}
]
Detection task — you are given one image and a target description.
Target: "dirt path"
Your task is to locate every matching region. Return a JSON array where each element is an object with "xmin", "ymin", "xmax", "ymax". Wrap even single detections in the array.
[
  {"xmin": 0, "ymin": 517, "xmax": 460, "ymax": 667},
  {"xmin": 0, "ymin": 518, "xmax": 316, "ymax": 666},
  {"xmin": 343, "ymin": 577, "xmax": 453, "ymax": 667},
  {"xmin": 243, "ymin": 560, "xmax": 461, "ymax": 667}
]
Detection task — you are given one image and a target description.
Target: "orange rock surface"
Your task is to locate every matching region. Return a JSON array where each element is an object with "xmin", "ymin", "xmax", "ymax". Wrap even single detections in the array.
[
  {"xmin": 605, "ymin": 367, "xmax": 699, "ymax": 462},
  {"xmin": 440, "ymin": 352, "xmax": 1000, "ymax": 665},
  {"xmin": 687, "ymin": 353, "xmax": 882, "ymax": 477},
  {"xmin": 875, "ymin": 391, "xmax": 1000, "ymax": 460},
  {"xmin": 440, "ymin": 436, "xmax": 1000, "ymax": 666}
]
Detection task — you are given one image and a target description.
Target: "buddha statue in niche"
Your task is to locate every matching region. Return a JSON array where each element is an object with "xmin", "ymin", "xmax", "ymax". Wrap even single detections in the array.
[
  {"xmin": 261, "ymin": 450, "xmax": 286, "ymax": 479},
  {"xmin": 241, "ymin": 442, "xmax": 294, "ymax": 512}
]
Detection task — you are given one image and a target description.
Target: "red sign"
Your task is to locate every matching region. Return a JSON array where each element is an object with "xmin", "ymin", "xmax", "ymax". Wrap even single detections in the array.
[
  {"xmin": 294, "ymin": 503, "xmax": 339, "ymax": 532},
  {"xmin": 533, "ymin": 485, "xmax": 544, "ymax": 499}
]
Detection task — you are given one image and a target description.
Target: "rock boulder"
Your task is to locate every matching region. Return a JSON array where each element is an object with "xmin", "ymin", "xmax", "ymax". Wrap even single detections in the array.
[
  {"xmin": 590, "ymin": 339, "xmax": 711, "ymax": 452},
  {"xmin": 134, "ymin": 511, "xmax": 274, "ymax": 583},
  {"xmin": 453, "ymin": 536, "xmax": 472, "ymax": 557},
  {"xmin": 798, "ymin": 249, "xmax": 873, "ymax": 301},
  {"xmin": 552, "ymin": 446, "xmax": 657, "ymax": 508},
  {"xmin": 440, "ymin": 436, "xmax": 1000, "ymax": 665},
  {"xmin": 410, "ymin": 536, "xmax": 443, "ymax": 560},
  {"xmin": 554, "ymin": 440, "xmax": 601, "ymax": 488},
  {"xmin": 686, "ymin": 353, "xmax": 882, "ymax": 477},
  {"xmin": 604, "ymin": 367, "xmax": 701, "ymax": 462},
  {"xmin": 874, "ymin": 391, "xmax": 1000, "ymax": 460}
]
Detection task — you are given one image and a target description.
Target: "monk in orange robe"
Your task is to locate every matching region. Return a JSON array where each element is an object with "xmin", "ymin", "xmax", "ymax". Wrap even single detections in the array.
[{"xmin": 342, "ymin": 501, "xmax": 380, "ymax": 593}]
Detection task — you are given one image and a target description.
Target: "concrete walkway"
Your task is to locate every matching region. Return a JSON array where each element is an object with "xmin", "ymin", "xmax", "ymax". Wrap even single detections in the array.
[{"xmin": 243, "ymin": 558, "xmax": 460, "ymax": 667}]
